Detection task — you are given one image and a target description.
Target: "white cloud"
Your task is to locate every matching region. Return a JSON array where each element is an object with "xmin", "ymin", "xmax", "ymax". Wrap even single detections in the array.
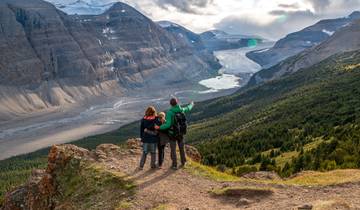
[
  {"xmin": 48, "ymin": 0, "xmax": 360, "ymax": 39},
  {"xmin": 214, "ymin": 10, "xmax": 320, "ymax": 40},
  {"xmin": 123, "ymin": 0, "xmax": 359, "ymax": 39}
]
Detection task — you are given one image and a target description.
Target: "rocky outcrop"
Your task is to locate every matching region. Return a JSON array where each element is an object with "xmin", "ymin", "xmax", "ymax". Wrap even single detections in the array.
[
  {"xmin": 185, "ymin": 145, "xmax": 202, "ymax": 162},
  {"xmin": 0, "ymin": 0, "xmax": 220, "ymax": 120},
  {"xmin": 1, "ymin": 144, "xmax": 92, "ymax": 210},
  {"xmin": 247, "ymin": 11, "xmax": 360, "ymax": 68},
  {"xmin": 248, "ymin": 18, "xmax": 360, "ymax": 86},
  {"xmin": 1, "ymin": 143, "xmax": 121, "ymax": 210},
  {"xmin": 1, "ymin": 139, "xmax": 202, "ymax": 209}
]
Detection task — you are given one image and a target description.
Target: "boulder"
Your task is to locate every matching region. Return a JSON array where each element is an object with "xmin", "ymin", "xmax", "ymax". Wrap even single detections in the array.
[
  {"xmin": 2, "ymin": 144, "xmax": 92, "ymax": 210},
  {"xmin": 185, "ymin": 145, "xmax": 202, "ymax": 162}
]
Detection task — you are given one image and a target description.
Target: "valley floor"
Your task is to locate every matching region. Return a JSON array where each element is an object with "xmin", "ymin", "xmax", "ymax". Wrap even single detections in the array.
[{"xmin": 0, "ymin": 85, "xmax": 235, "ymax": 160}]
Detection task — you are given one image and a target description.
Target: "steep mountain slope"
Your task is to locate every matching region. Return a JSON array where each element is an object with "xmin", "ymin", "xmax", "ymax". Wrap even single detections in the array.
[
  {"xmin": 247, "ymin": 11, "xmax": 360, "ymax": 68},
  {"xmin": 185, "ymin": 50, "xmax": 360, "ymax": 176},
  {"xmin": 157, "ymin": 21, "xmax": 205, "ymax": 51},
  {"xmin": 248, "ymin": 18, "xmax": 360, "ymax": 86},
  {"xmin": 0, "ymin": 0, "xmax": 220, "ymax": 120},
  {"xmin": 3, "ymin": 140, "xmax": 360, "ymax": 209},
  {"xmin": 200, "ymin": 30, "xmax": 264, "ymax": 51}
]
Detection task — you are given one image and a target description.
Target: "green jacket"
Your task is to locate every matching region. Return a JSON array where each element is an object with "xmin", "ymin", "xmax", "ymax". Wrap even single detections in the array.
[{"xmin": 159, "ymin": 104, "xmax": 193, "ymax": 132}]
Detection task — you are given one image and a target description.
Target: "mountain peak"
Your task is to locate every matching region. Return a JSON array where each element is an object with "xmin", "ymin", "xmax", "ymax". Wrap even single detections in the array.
[
  {"xmin": 107, "ymin": 1, "xmax": 128, "ymax": 10},
  {"xmin": 157, "ymin": 21, "xmax": 181, "ymax": 28},
  {"xmin": 349, "ymin": 11, "xmax": 360, "ymax": 20},
  {"xmin": 104, "ymin": 1, "xmax": 144, "ymax": 17}
]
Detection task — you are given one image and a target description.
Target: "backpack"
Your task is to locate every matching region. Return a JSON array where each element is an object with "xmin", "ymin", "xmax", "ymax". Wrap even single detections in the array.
[{"xmin": 171, "ymin": 112, "xmax": 187, "ymax": 137}]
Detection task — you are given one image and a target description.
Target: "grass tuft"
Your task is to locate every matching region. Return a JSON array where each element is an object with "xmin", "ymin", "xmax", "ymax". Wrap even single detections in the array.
[
  {"xmin": 151, "ymin": 204, "xmax": 169, "ymax": 210},
  {"xmin": 186, "ymin": 160, "xmax": 360, "ymax": 187},
  {"xmin": 185, "ymin": 160, "xmax": 240, "ymax": 182},
  {"xmin": 283, "ymin": 169, "xmax": 360, "ymax": 186}
]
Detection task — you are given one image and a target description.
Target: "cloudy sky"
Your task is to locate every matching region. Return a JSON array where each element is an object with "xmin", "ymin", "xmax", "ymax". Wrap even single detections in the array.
[
  {"xmin": 120, "ymin": 0, "xmax": 359, "ymax": 40},
  {"xmin": 52, "ymin": 0, "xmax": 360, "ymax": 40}
]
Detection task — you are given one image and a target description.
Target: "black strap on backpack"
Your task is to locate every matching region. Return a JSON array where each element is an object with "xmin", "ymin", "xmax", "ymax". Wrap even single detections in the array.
[{"xmin": 171, "ymin": 111, "xmax": 187, "ymax": 137}]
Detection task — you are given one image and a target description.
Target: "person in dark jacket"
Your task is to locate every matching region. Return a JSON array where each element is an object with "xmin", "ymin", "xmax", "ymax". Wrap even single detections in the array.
[
  {"xmin": 139, "ymin": 106, "xmax": 161, "ymax": 169},
  {"xmin": 156, "ymin": 98, "xmax": 194, "ymax": 169}
]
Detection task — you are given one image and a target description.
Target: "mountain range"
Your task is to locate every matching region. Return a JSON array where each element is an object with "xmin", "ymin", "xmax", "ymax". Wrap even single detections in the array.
[
  {"xmin": 248, "ymin": 17, "xmax": 360, "ymax": 86},
  {"xmin": 247, "ymin": 11, "xmax": 360, "ymax": 68},
  {"xmin": 0, "ymin": 0, "xmax": 220, "ymax": 121},
  {"xmin": 158, "ymin": 21, "xmax": 266, "ymax": 52}
]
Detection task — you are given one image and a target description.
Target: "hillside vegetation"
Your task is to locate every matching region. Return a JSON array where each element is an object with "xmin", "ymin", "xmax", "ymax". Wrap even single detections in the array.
[{"xmin": 186, "ymin": 50, "xmax": 360, "ymax": 177}]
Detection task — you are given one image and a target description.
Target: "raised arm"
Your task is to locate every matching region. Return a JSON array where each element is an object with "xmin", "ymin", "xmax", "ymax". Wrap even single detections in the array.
[{"xmin": 180, "ymin": 102, "xmax": 194, "ymax": 113}]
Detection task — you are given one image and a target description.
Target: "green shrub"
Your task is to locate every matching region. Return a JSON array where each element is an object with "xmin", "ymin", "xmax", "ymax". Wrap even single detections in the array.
[{"xmin": 233, "ymin": 165, "xmax": 258, "ymax": 176}]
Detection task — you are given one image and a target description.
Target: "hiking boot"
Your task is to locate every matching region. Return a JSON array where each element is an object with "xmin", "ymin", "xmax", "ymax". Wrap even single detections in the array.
[{"xmin": 171, "ymin": 165, "xmax": 178, "ymax": 170}]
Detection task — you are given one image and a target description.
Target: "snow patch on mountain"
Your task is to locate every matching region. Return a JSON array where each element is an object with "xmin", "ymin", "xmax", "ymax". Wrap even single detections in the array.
[
  {"xmin": 255, "ymin": 48, "xmax": 269, "ymax": 53},
  {"xmin": 157, "ymin": 21, "xmax": 180, "ymax": 28},
  {"xmin": 46, "ymin": 0, "xmax": 116, "ymax": 15},
  {"xmin": 322, "ymin": 29, "xmax": 335, "ymax": 36}
]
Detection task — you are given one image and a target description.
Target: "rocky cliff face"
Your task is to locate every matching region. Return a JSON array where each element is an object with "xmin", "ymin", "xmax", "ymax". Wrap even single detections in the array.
[
  {"xmin": 248, "ymin": 19, "xmax": 360, "ymax": 86},
  {"xmin": 0, "ymin": 0, "xmax": 220, "ymax": 120},
  {"xmin": 247, "ymin": 11, "xmax": 360, "ymax": 68},
  {"xmin": 157, "ymin": 21, "xmax": 206, "ymax": 51}
]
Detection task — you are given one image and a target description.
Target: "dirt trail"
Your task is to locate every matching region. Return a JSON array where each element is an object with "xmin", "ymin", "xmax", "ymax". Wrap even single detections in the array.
[{"xmin": 100, "ymin": 143, "xmax": 360, "ymax": 210}]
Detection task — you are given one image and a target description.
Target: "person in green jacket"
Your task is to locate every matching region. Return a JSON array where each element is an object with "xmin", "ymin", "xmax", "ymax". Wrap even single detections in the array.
[{"xmin": 156, "ymin": 97, "xmax": 194, "ymax": 169}]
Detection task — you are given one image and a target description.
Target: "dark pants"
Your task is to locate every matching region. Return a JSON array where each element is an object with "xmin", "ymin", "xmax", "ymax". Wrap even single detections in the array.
[
  {"xmin": 158, "ymin": 132, "xmax": 169, "ymax": 167},
  {"xmin": 140, "ymin": 143, "xmax": 156, "ymax": 168},
  {"xmin": 170, "ymin": 136, "xmax": 186, "ymax": 167},
  {"xmin": 158, "ymin": 144, "xmax": 165, "ymax": 167}
]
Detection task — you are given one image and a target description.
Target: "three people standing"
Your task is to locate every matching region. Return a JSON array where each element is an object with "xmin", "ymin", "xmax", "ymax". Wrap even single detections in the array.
[{"xmin": 139, "ymin": 98, "xmax": 194, "ymax": 170}]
